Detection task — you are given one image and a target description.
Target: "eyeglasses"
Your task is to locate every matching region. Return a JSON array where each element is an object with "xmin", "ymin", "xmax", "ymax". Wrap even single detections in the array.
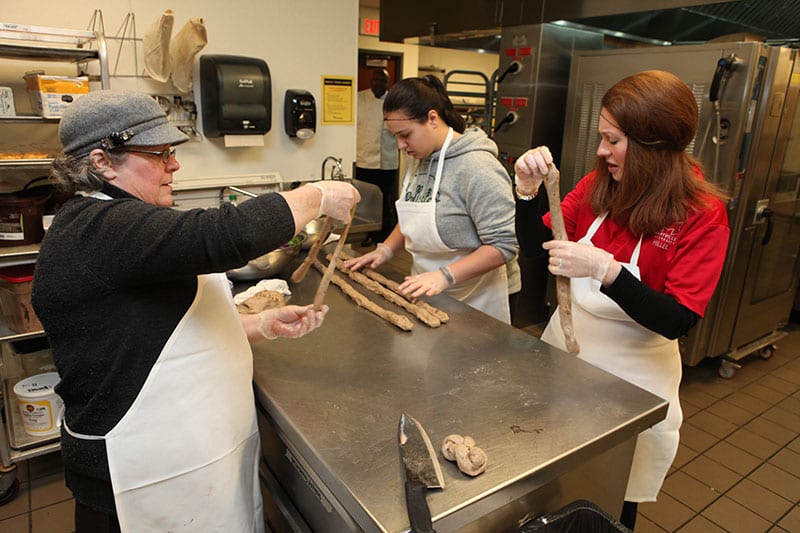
[{"xmin": 116, "ymin": 147, "xmax": 176, "ymax": 164}]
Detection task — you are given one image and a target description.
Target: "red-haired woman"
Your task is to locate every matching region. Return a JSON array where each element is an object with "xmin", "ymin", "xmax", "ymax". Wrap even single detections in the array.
[{"xmin": 514, "ymin": 70, "xmax": 729, "ymax": 529}]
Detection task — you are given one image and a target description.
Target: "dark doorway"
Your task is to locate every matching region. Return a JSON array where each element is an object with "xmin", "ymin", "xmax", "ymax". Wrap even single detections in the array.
[{"xmin": 357, "ymin": 50, "xmax": 402, "ymax": 91}]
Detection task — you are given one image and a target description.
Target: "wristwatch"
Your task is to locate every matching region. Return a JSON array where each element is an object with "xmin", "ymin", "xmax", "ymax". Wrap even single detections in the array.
[{"xmin": 514, "ymin": 175, "xmax": 539, "ymax": 201}]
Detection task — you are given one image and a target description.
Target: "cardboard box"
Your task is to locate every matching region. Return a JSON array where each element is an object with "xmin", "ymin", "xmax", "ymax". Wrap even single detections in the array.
[
  {"xmin": 24, "ymin": 73, "xmax": 89, "ymax": 118},
  {"xmin": 0, "ymin": 264, "xmax": 43, "ymax": 333}
]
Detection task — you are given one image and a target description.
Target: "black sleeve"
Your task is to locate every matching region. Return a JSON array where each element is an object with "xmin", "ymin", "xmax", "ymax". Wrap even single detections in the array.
[
  {"xmin": 515, "ymin": 193, "xmax": 552, "ymax": 258},
  {"xmin": 600, "ymin": 267, "xmax": 700, "ymax": 339}
]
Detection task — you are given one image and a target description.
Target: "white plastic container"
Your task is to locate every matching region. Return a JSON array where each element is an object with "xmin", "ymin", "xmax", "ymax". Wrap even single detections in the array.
[
  {"xmin": 0, "ymin": 87, "xmax": 15, "ymax": 116},
  {"xmin": 13, "ymin": 372, "xmax": 63, "ymax": 437}
]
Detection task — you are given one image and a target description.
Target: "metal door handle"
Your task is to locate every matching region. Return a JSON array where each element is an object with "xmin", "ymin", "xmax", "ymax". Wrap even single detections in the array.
[{"xmin": 760, "ymin": 207, "xmax": 773, "ymax": 245}]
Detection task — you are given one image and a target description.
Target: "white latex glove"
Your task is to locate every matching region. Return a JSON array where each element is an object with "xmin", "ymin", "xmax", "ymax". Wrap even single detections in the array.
[
  {"xmin": 258, "ymin": 304, "xmax": 328, "ymax": 340},
  {"xmin": 398, "ymin": 269, "xmax": 451, "ymax": 298},
  {"xmin": 343, "ymin": 242, "xmax": 394, "ymax": 271},
  {"xmin": 543, "ymin": 240, "xmax": 615, "ymax": 283},
  {"xmin": 307, "ymin": 181, "xmax": 360, "ymax": 223},
  {"xmin": 514, "ymin": 146, "xmax": 554, "ymax": 194}
]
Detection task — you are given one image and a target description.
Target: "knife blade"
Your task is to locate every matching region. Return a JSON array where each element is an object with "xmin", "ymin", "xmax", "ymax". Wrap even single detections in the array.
[{"xmin": 399, "ymin": 413, "xmax": 445, "ymax": 533}]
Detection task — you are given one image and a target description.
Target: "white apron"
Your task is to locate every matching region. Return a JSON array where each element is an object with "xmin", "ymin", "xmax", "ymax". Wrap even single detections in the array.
[
  {"xmin": 66, "ymin": 190, "xmax": 263, "ymax": 531},
  {"xmin": 396, "ymin": 128, "xmax": 510, "ymax": 323},
  {"xmin": 541, "ymin": 213, "xmax": 682, "ymax": 502}
]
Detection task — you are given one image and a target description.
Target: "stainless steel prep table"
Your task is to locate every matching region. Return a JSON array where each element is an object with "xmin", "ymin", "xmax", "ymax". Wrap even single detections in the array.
[{"xmin": 250, "ymin": 254, "xmax": 668, "ymax": 532}]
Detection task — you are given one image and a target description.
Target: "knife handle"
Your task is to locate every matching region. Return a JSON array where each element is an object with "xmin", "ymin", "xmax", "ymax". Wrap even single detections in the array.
[{"xmin": 404, "ymin": 480, "xmax": 435, "ymax": 533}]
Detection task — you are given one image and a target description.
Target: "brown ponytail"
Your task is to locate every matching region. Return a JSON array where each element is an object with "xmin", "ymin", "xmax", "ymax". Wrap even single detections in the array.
[{"xmin": 383, "ymin": 76, "xmax": 466, "ymax": 133}]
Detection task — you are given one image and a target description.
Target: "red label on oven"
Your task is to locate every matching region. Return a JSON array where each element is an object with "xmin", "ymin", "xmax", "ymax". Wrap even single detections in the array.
[
  {"xmin": 514, "ymin": 98, "xmax": 529, "ymax": 107},
  {"xmin": 518, "ymin": 47, "xmax": 532, "ymax": 56},
  {"xmin": 505, "ymin": 48, "xmax": 517, "ymax": 57},
  {"xmin": 500, "ymin": 97, "xmax": 514, "ymax": 107}
]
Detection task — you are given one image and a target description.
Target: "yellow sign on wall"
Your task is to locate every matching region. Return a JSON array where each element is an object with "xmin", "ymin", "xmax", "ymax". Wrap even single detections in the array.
[{"xmin": 321, "ymin": 76, "xmax": 354, "ymax": 125}]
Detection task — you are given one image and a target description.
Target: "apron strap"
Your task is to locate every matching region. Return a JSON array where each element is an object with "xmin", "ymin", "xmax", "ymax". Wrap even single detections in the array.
[
  {"xmin": 401, "ymin": 127, "xmax": 454, "ymax": 197},
  {"xmin": 584, "ymin": 212, "xmax": 608, "ymax": 242},
  {"xmin": 63, "ymin": 419, "xmax": 105, "ymax": 441},
  {"xmin": 629, "ymin": 235, "xmax": 644, "ymax": 265},
  {"xmin": 584, "ymin": 212, "xmax": 644, "ymax": 268},
  {"xmin": 76, "ymin": 190, "xmax": 113, "ymax": 201},
  {"xmin": 430, "ymin": 128, "xmax": 454, "ymax": 200}
]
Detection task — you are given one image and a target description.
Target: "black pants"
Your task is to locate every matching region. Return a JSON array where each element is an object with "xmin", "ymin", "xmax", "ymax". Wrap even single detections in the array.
[
  {"xmin": 620, "ymin": 500, "xmax": 637, "ymax": 530},
  {"xmin": 75, "ymin": 500, "xmax": 120, "ymax": 533},
  {"xmin": 355, "ymin": 167, "xmax": 399, "ymax": 242}
]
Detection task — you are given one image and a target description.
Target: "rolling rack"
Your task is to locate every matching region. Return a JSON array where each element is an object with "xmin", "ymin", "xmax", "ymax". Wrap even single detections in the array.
[
  {"xmin": 444, "ymin": 61, "xmax": 525, "ymax": 138},
  {"xmin": 444, "ymin": 69, "xmax": 495, "ymax": 134}
]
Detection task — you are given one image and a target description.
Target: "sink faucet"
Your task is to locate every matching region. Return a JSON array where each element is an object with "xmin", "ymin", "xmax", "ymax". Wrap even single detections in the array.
[{"xmin": 321, "ymin": 156, "xmax": 344, "ymax": 180}]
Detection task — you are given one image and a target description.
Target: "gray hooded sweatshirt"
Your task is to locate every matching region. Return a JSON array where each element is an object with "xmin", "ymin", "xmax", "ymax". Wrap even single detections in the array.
[{"xmin": 400, "ymin": 127, "xmax": 518, "ymax": 263}]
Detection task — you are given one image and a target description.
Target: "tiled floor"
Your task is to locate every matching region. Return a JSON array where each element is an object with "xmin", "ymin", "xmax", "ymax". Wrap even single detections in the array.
[
  {"xmin": 0, "ymin": 450, "xmax": 73, "ymax": 533},
  {"xmin": 634, "ymin": 321, "xmax": 800, "ymax": 533},
  {"xmin": 0, "ymin": 246, "xmax": 798, "ymax": 532}
]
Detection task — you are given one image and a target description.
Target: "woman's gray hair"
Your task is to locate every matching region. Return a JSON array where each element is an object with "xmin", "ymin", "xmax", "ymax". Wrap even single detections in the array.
[{"xmin": 50, "ymin": 150, "xmax": 128, "ymax": 194}]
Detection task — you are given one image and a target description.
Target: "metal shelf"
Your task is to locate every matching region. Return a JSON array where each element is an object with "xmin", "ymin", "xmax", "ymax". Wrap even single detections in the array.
[
  {"xmin": 0, "ymin": 329, "xmax": 45, "ymax": 345},
  {"xmin": 0, "ymin": 22, "xmax": 110, "ymax": 89},
  {"xmin": 0, "ymin": 244, "xmax": 39, "ymax": 267},
  {"xmin": 0, "ymin": 159, "xmax": 53, "ymax": 170},
  {"xmin": 0, "ymin": 115, "xmax": 59, "ymax": 124},
  {"xmin": 0, "ymin": 23, "xmax": 108, "ymax": 467},
  {"xmin": 0, "ymin": 42, "xmax": 100, "ymax": 63}
]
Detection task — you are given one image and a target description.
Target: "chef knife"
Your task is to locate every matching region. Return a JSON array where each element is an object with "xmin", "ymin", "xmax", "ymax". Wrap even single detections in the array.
[{"xmin": 398, "ymin": 413, "xmax": 445, "ymax": 533}]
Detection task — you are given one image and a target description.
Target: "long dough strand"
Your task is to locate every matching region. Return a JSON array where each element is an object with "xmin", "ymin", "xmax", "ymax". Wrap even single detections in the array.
[
  {"xmin": 543, "ymin": 165, "xmax": 580, "ymax": 355},
  {"xmin": 312, "ymin": 259, "xmax": 414, "ymax": 331},
  {"xmin": 329, "ymin": 255, "xmax": 441, "ymax": 327},
  {"xmin": 338, "ymin": 250, "xmax": 450, "ymax": 323},
  {"xmin": 291, "ymin": 216, "xmax": 334, "ymax": 284},
  {"xmin": 313, "ymin": 206, "xmax": 356, "ymax": 309}
]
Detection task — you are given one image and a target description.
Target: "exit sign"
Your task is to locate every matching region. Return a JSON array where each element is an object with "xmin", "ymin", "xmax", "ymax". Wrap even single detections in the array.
[{"xmin": 361, "ymin": 18, "xmax": 380, "ymax": 36}]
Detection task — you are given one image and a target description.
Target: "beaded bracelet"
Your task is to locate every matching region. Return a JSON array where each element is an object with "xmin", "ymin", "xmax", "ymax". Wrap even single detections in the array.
[
  {"xmin": 515, "ymin": 187, "xmax": 539, "ymax": 201},
  {"xmin": 514, "ymin": 175, "xmax": 540, "ymax": 201}
]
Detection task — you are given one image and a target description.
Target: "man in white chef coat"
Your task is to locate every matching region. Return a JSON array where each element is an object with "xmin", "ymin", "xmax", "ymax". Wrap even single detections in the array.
[{"xmin": 356, "ymin": 68, "xmax": 399, "ymax": 246}]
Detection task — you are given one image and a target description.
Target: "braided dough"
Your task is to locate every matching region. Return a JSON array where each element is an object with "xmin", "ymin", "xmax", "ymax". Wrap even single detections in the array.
[{"xmin": 543, "ymin": 165, "xmax": 580, "ymax": 355}]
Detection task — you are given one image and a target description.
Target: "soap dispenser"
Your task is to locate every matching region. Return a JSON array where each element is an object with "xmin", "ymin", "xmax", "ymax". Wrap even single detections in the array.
[{"xmin": 284, "ymin": 89, "xmax": 316, "ymax": 139}]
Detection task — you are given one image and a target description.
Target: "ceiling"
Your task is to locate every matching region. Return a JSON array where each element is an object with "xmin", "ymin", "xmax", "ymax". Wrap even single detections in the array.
[
  {"xmin": 362, "ymin": 0, "xmax": 800, "ymax": 52},
  {"xmin": 574, "ymin": 0, "xmax": 800, "ymax": 45}
]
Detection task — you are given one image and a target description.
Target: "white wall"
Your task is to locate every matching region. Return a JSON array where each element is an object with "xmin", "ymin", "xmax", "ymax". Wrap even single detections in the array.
[
  {"xmin": 3, "ymin": 3, "xmax": 499, "ymax": 189},
  {"xmin": 2, "ymin": 1, "xmax": 359, "ymax": 185}
]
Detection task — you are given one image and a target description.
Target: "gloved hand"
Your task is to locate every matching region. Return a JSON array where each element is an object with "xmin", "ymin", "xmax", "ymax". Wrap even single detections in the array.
[
  {"xmin": 308, "ymin": 181, "xmax": 361, "ymax": 223},
  {"xmin": 543, "ymin": 240, "xmax": 616, "ymax": 283},
  {"xmin": 343, "ymin": 242, "xmax": 394, "ymax": 271},
  {"xmin": 513, "ymin": 146, "xmax": 554, "ymax": 195},
  {"xmin": 258, "ymin": 304, "xmax": 328, "ymax": 340},
  {"xmin": 398, "ymin": 269, "xmax": 451, "ymax": 298}
]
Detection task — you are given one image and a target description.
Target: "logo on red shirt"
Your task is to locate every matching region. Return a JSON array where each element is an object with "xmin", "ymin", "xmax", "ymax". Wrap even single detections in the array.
[{"xmin": 653, "ymin": 225, "xmax": 682, "ymax": 250}]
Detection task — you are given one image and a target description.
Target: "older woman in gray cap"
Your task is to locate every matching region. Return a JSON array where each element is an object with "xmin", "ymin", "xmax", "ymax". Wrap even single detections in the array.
[{"xmin": 31, "ymin": 90, "xmax": 359, "ymax": 533}]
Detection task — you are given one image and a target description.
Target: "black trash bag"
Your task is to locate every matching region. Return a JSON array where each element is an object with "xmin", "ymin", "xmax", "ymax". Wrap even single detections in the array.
[{"xmin": 519, "ymin": 500, "xmax": 630, "ymax": 533}]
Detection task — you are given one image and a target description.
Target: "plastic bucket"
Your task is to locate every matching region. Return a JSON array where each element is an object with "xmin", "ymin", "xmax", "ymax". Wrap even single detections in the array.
[{"xmin": 13, "ymin": 372, "xmax": 63, "ymax": 437}]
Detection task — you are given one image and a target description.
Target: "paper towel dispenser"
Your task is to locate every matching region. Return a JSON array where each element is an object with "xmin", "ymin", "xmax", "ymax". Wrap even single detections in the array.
[
  {"xmin": 284, "ymin": 89, "xmax": 315, "ymax": 139},
  {"xmin": 199, "ymin": 54, "xmax": 271, "ymax": 137}
]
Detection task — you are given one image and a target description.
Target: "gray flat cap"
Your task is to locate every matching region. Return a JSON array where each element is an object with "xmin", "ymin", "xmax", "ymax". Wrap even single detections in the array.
[{"xmin": 59, "ymin": 90, "xmax": 189, "ymax": 156}]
